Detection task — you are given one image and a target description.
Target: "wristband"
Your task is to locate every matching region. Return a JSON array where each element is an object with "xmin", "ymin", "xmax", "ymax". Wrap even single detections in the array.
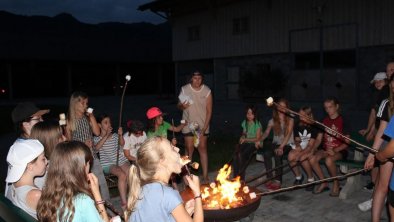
[
  {"xmin": 194, "ymin": 194, "xmax": 202, "ymax": 200},
  {"xmin": 96, "ymin": 200, "xmax": 106, "ymax": 205}
]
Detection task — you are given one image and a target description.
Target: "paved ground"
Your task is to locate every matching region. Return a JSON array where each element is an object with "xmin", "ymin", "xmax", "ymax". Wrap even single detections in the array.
[{"xmin": 239, "ymin": 160, "xmax": 376, "ymax": 222}]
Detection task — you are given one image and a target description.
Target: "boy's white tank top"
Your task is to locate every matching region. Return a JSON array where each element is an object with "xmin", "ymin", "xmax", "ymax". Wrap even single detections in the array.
[{"xmin": 180, "ymin": 84, "xmax": 211, "ymax": 134}]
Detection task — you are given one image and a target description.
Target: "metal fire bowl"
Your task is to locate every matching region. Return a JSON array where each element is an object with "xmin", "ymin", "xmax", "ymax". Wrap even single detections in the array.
[{"xmin": 181, "ymin": 185, "xmax": 261, "ymax": 222}]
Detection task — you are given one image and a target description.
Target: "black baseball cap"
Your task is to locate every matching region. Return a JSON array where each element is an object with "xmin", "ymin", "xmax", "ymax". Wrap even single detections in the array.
[{"xmin": 11, "ymin": 102, "xmax": 50, "ymax": 123}]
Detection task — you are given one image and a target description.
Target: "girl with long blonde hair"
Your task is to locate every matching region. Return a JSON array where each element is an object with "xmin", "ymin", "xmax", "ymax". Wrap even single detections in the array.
[{"xmin": 126, "ymin": 137, "xmax": 203, "ymax": 222}]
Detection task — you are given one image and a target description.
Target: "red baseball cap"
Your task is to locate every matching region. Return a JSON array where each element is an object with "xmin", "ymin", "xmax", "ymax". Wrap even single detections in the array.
[{"xmin": 146, "ymin": 107, "xmax": 165, "ymax": 119}]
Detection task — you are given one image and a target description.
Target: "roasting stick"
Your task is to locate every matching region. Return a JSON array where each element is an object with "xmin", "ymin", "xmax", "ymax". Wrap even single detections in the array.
[
  {"xmin": 266, "ymin": 97, "xmax": 378, "ymax": 154},
  {"xmin": 171, "ymin": 118, "xmax": 176, "ymax": 141},
  {"xmin": 246, "ymin": 158, "xmax": 310, "ymax": 184},
  {"xmin": 116, "ymin": 75, "xmax": 131, "ymax": 166},
  {"xmin": 252, "ymin": 168, "xmax": 365, "ymax": 197}
]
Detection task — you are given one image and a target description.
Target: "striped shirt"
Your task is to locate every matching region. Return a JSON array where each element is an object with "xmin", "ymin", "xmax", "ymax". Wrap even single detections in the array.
[
  {"xmin": 94, "ymin": 133, "xmax": 128, "ymax": 168},
  {"xmin": 72, "ymin": 116, "xmax": 98, "ymax": 159}
]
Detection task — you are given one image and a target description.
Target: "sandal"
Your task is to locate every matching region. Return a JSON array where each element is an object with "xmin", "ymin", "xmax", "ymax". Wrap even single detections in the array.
[{"xmin": 329, "ymin": 187, "xmax": 342, "ymax": 197}]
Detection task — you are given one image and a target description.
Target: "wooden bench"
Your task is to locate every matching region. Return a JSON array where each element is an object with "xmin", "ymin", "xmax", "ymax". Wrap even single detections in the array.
[
  {"xmin": 0, "ymin": 195, "xmax": 37, "ymax": 222},
  {"xmin": 105, "ymin": 173, "xmax": 118, "ymax": 189},
  {"xmin": 335, "ymin": 148, "xmax": 364, "ymax": 200}
]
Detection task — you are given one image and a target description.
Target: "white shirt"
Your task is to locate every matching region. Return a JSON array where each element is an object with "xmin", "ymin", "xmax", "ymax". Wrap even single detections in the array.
[{"xmin": 123, "ymin": 132, "xmax": 147, "ymax": 158}]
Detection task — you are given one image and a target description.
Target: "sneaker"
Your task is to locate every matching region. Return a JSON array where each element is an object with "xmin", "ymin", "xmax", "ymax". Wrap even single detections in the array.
[
  {"xmin": 363, "ymin": 182, "xmax": 374, "ymax": 192},
  {"xmin": 293, "ymin": 175, "xmax": 304, "ymax": 185},
  {"xmin": 358, "ymin": 199, "xmax": 372, "ymax": 212}
]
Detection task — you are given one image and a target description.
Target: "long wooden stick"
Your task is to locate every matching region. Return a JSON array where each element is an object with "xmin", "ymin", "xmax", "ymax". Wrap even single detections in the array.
[
  {"xmin": 117, "ymin": 75, "xmax": 131, "ymax": 166},
  {"xmin": 253, "ymin": 168, "xmax": 365, "ymax": 196}
]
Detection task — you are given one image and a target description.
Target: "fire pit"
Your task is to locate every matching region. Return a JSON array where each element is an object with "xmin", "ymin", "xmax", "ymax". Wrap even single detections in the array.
[{"xmin": 181, "ymin": 164, "xmax": 262, "ymax": 222}]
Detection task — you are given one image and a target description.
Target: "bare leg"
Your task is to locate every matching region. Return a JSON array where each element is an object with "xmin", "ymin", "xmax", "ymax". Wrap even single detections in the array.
[
  {"xmin": 309, "ymin": 151, "xmax": 328, "ymax": 191},
  {"xmin": 120, "ymin": 163, "xmax": 130, "ymax": 175},
  {"xmin": 288, "ymin": 149, "xmax": 301, "ymax": 177},
  {"xmin": 325, "ymin": 152, "xmax": 343, "ymax": 195},
  {"xmin": 198, "ymin": 135, "xmax": 209, "ymax": 182},
  {"xmin": 110, "ymin": 166, "xmax": 128, "ymax": 206},
  {"xmin": 184, "ymin": 136, "xmax": 194, "ymax": 159},
  {"xmin": 300, "ymin": 153, "xmax": 314, "ymax": 179},
  {"xmin": 372, "ymin": 161, "xmax": 393, "ymax": 222},
  {"xmin": 371, "ymin": 167, "xmax": 378, "ymax": 184}
]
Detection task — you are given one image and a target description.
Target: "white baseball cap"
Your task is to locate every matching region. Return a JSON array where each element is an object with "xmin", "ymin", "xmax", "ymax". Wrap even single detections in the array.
[
  {"xmin": 370, "ymin": 72, "xmax": 387, "ymax": 84},
  {"xmin": 6, "ymin": 139, "xmax": 44, "ymax": 183}
]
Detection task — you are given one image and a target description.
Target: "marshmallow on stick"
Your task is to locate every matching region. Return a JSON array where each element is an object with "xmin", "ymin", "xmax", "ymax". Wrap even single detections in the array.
[
  {"xmin": 59, "ymin": 113, "xmax": 66, "ymax": 126},
  {"xmin": 266, "ymin": 97, "xmax": 274, "ymax": 106},
  {"xmin": 87, "ymin": 107, "xmax": 94, "ymax": 113}
]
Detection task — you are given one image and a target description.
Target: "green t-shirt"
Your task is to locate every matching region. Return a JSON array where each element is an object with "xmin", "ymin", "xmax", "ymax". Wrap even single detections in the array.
[
  {"xmin": 147, "ymin": 121, "xmax": 172, "ymax": 138},
  {"xmin": 241, "ymin": 120, "xmax": 262, "ymax": 143}
]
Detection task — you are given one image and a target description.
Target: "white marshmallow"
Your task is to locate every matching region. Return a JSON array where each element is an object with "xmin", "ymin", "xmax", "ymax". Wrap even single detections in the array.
[
  {"xmin": 249, "ymin": 192, "xmax": 257, "ymax": 199},
  {"xmin": 59, "ymin": 113, "xmax": 66, "ymax": 120},
  {"xmin": 266, "ymin": 97, "xmax": 274, "ymax": 106},
  {"xmin": 87, "ymin": 108, "xmax": 93, "ymax": 113}
]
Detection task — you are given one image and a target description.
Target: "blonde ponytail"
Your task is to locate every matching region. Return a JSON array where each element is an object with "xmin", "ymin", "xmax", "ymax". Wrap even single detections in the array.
[{"xmin": 126, "ymin": 164, "xmax": 141, "ymax": 217}]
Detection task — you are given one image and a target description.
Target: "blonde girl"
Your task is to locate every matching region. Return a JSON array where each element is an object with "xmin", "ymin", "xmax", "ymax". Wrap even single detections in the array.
[{"xmin": 126, "ymin": 137, "xmax": 203, "ymax": 222}]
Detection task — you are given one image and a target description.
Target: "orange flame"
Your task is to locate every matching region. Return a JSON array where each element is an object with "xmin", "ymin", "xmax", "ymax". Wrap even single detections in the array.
[{"xmin": 202, "ymin": 164, "xmax": 247, "ymax": 209}]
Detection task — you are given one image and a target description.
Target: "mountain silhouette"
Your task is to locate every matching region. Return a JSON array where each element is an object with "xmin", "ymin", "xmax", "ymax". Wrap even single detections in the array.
[{"xmin": 0, "ymin": 11, "xmax": 171, "ymax": 62}]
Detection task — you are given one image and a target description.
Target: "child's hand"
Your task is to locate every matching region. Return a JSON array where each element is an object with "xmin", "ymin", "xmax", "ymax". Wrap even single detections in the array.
[
  {"xmin": 87, "ymin": 173, "xmax": 101, "ymax": 200},
  {"xmin": 325, "ymin": 149, "xmax": 335, "ymax": 156},
  {"xmin": 105, "ymin": 127, "xmax": 113, "ymax": 137},
  {"xmin": 118, "ymin": 127, "xmax": 123, "ymax": 136},
  {"xmin": 358, "ymin": 129, "xmax": 367, "ymax": 136},
  {"xmin": 85, "ymin": 139, "xmax": 93, "ymax": 149},
  {"xmin": 364, "ymin": 154, "xmax": 375, "ymax": 170},
  {"xmin": 275, "ymin": 146, "xmax": 283, "ymax": 156},
  {"xmin": 185, "ymin": 174, "xmax": 200, "ymax": 197},
  {"xmin": 239, "ymin": 137, "xmax": 245, "ymax": 144},
  {"xmin": 180, "ymin": 101, "xmax": 190, "ymax": 110}
]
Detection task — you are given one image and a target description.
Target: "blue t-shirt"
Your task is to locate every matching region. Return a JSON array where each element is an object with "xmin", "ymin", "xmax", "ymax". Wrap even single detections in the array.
[
  {"xmin": 384, "ymin": 117, "xmax": 394, "ymax": 190},
  {"xmin": 58, "ymin": 194, "xmax": 103, "ymax": 222},
  {"xmin": 129, "ymin": 182, "xmax": 183, "ymax": 222}
]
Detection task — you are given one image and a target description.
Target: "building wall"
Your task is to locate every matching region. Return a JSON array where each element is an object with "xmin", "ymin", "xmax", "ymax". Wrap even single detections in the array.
[{"xmin": 171, "ymin": 0, "xmax": 394, "ymax": 61}]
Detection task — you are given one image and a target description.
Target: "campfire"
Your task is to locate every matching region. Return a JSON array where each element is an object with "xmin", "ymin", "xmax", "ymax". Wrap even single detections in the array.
[
  {"xmin": 201, "ymin": 164, "xmax": 256, "ymax": 209},
  {"xmin": 181, "ymin": 162, "xmax": 261, "ymax": 222}
]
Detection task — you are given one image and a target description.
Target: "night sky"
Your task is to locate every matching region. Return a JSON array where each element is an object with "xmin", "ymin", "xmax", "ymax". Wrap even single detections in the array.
[{"xmin": 0, "ymin": 0, "xmax": 164, "ymax": 24}]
